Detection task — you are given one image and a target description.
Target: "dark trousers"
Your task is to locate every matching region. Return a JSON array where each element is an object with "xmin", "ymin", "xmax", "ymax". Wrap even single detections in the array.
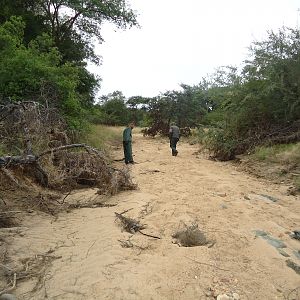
[
  {"xmin": 123, "ymin": 141, "xmax": 133, "ymax": 163},
  {"xmin": 170, "ymin": 137, "xmax": 179, "ymax": 156}
]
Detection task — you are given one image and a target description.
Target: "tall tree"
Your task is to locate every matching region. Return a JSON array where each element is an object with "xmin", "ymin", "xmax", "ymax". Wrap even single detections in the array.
[{"xmin": 32, "ymin": 0, "xmax": 138, "ymax": 63}]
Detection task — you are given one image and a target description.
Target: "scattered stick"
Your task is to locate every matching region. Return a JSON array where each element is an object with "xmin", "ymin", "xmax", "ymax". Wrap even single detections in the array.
[
  {"xmin": 85, "ymin": 240, "xmax": 97, "ymax": 258},
  {"xmin": 69, "ymin": 202, "xmax": 117, "ymax": 209},
  {"xmin": 60, "ymin": 191, "xmax": 72, "ymax": 204},
  {"xmin": 38, "ymin": 144, "xmax": 106, "ymax": 160},
  {"xmin": 114, "ymin": 212, "xmax": 146, "ymax": 233},
  {"xmin": 36, "ymin": 254, "xmax": 62, "ymax": 260},
  {"xmin": 115, "ymin": 212, "xmax": 161, "ymax": 239},
  {"xmin": 0, "ymin": 168, "xmax": 20, "ymax": 186},
  {"xmin": 0, "ymin": 264, "xmax": 14, "ymax": 272},
  {"xmin": 0, "ymin": 211, "xmax": 23, "ymax": 215},
  {"xmin": 118, "ymin": 238, "xmax": 133, "ymax": 248},
  {"xmin": 119, "ymin": 208, "xmax": 134, "ymax": 215},
  {"xmin": 184, "ymin": 256, "xmax": 229, "ymax": 271},
  {"xmin": 0, "ymin": 272, "xmax": 17, "ymax": 295},
  {"xmin": 140, "ymin": 169, "xmax": 164, "ymax": 175},
  {"xmin": 113, "ymin": 158, "xmax": 125, "ymax": 162},
  {"xmin": 138, "ymin": 230, "xmax": 161, "ymax": 239},
  {"xmin": 54, "ymin": 191, "xmax": 72, "ymax": 205},
  {"xmin": 0, "ymin": 227, "xmax": 28, "ymax": 233}
]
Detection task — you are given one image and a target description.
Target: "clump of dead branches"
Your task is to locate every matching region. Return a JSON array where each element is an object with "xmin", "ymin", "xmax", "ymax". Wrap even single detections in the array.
[
  {"xmin": 0, "ymin": 100, "xmax": 137, "ymax": 196},
  {"xmin": 0, "ymin": 249, "xmax": 61, "ymax": 298}
]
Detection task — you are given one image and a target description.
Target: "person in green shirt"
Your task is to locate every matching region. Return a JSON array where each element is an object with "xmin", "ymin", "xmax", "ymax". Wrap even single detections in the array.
[{"xmin": 123, "ymin": 122, "xmax": 135, "ymax": 164}]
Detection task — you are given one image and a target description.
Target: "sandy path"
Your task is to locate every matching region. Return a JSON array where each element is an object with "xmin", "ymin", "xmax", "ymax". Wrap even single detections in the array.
[{"xmin": 13, "ymin": 133, "xmax": 300, "ymax": 299}]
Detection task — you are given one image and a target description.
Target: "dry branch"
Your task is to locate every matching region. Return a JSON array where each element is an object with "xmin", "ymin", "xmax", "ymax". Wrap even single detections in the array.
[
  {"xmin": 115, "ymin": 212, "xmax": 161, "ymax": 239},
  {"xmin": 69, "ymin": 202, "xmax": 117, "ymax": 209},
  {"xmin": 185, "ymin": 256, "xmax": 229, "ymax": 272},
  {"xmin": 38, "ymin": 144, "xmax": 107, "ymax": 159},
  {"xmin": 0, "ymin": 100, "xmax": 137, "ymax": 197},
  {"xmin": 115, "ymin": 212, "xmax": 146, "ymax": 233},
  {"xmin": 0, "ymin": 273, "xmax": 17, "ymax": 296},
  {"xmin": 138, "ymin": 230, "xmax": 161, "ymax": 239}
]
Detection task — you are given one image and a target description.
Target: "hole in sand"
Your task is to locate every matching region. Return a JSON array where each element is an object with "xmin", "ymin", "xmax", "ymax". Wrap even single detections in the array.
[{"xmin": 172, "ymin": 224, "xmax": 208, "ymax": 247}]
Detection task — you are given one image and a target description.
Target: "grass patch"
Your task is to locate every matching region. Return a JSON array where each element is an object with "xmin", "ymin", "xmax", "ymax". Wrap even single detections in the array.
[
  {"xmin": 82, "ymin": 125, "xmax": 123, "ymax": 150},
  {"xmin": 252, "ymin": 143, "xmax": 300, "ymax": 165}
]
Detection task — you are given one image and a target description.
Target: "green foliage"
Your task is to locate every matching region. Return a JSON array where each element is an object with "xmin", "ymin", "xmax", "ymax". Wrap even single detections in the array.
[
  {"xmin": 0, "ymin": 17, "xmax": 88, "ymax": 129},
  {"xmin": 0, "ymin": 0, "xmax": 138, "ymax": 65},
  {"xmin": 199, "ymin": 27, "xmax": 300, "ymax": 159},
  {"xmin": 201, "ymin": 128, "xmax": 238, "ymax": 160},
  {"xmin": 143, "ymin": 84, "xmax": 212, "ymax": 136},
  {"xmin": 0, "ymin": 0, "xmax": 139, "ymax": 132},
  {"xmin": 97, "ymin": 91, "xmax": 130, "ymax": 126}
]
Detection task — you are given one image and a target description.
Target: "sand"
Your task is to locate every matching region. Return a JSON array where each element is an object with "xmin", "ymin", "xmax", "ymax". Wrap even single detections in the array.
[{"xmin": 9, "ymin": 133, "xmax": 300, "ymax": 299}]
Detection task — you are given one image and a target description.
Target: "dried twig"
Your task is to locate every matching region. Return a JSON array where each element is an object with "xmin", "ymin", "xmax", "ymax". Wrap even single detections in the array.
[
  {"xmin": 85, "ymin": 240, "xmax": 97, "ymax": 258},
  {"xmin": 55, "ymin": 191, "xmax": 72, "ymax": 205},
  {"xmin": 0, "ymin": 169, "xmax": 20, "ymax": 186},
  {"xmin": 185, "ymin": 256, "xmax": 229, "ymax": 271},
  {"xmin": 285, "ymin": 286, "xmax": 300, "ymax": 300},
  {"xmin": 115, "ymin": 212, "xmax": 146, "ymax": 233},
  {"xmin": 119, "ymin": 208, "xmax": 134, "ymax": 215},
  {"xmin": 69, "ymin": 202, "xmax": 117, "ymax": 209},
  {"xmin": 38, "ymin": 144, "xmax": 107, "ymax": 160},
  {"xmin": 138, "ymin": 230, "xmax": 161, "ymax": 239},
  {"xmin": 0, "ymin": 211, "xmax": 23, "ymax": 215},
  {"xmin": 0, "ymin": 263, "xmax": 13, "ymax": 272},
  {"xmin": 0, "ymin": 272, "xmax": 17, "ymax": 295},
  {"xmin": 115, "ymin": 212, "xmax": 161, "ymax": 239}
]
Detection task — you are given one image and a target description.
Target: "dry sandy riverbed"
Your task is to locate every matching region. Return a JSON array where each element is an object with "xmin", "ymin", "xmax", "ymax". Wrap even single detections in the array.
[{"xmin": 8, "ymin": 133, "xmax": 300, "ymax": 299}]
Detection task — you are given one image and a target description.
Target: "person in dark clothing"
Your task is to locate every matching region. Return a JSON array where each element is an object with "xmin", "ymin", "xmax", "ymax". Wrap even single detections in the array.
[
  {"xmin": 123, "ymin": 122, "xmax": 135, "ymax": 164},
  {"xmin": 169, "ymin": 122, "xmax": 180, "ymax": 156}
]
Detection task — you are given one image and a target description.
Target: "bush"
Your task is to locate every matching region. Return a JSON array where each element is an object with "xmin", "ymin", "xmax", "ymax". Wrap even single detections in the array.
[{"xmin": 202, "ymin": 128, "xmax": 238, "ymax": 160}]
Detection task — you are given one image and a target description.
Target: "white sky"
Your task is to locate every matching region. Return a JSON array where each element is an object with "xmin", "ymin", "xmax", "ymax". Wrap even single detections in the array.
[{"xmin": 88, "ymin": 0, "xmax": 300, "ymax": 99}]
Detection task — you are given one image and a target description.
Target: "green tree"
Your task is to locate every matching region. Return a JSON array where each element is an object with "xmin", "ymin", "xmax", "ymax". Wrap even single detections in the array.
[
  {"xmin": 201, "ymin": 27, "xmax": 300, "ymax": 160},
  {"xmin": 0, "ymin": 0, "xmax": 138, "ymax": 64},
  {"xmin": 0, "ymin": 17, "xmax": 85, "ymax": 129},
  {"xmin": 99, "ymin": 91, "xmax": 129, "ymax": 125}
]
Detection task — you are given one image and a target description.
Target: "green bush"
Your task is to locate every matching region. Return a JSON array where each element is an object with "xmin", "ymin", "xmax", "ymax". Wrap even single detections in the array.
[
  {"xmin": 202, "ymin": 128, "xmax": 238, "ymax": 160},
  {"xmin": 0, "ymin": 17, "xmax": 88, "ymax": 130}
]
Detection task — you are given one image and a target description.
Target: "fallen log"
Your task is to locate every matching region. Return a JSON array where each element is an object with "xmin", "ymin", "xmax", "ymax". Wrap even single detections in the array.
[
  {"xmin": 0, "ymin": 144, "xmax": 107, "ymax": 187},
  {"xmin": 0, "ymin": 144, "xmax": 106, "ymax": 167},
  {"xmin": 0, "ymin": 155, "xmax": 36, "ymax": 167}
]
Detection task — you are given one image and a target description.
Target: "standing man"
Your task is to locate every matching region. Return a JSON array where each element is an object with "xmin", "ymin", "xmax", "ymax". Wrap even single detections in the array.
[
  {"xmin": 169, "ymin": 122, "xmax": 180, "ymax": 156},
  {"xmin": 123, "ymin": 122, "xmax": 135, "ymax": 164}
]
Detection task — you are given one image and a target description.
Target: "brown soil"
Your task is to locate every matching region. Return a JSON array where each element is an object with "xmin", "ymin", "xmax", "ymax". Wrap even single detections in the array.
[{"xmin": 3, "ymin": 133, "xmax": 300, "ymax": 299}]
